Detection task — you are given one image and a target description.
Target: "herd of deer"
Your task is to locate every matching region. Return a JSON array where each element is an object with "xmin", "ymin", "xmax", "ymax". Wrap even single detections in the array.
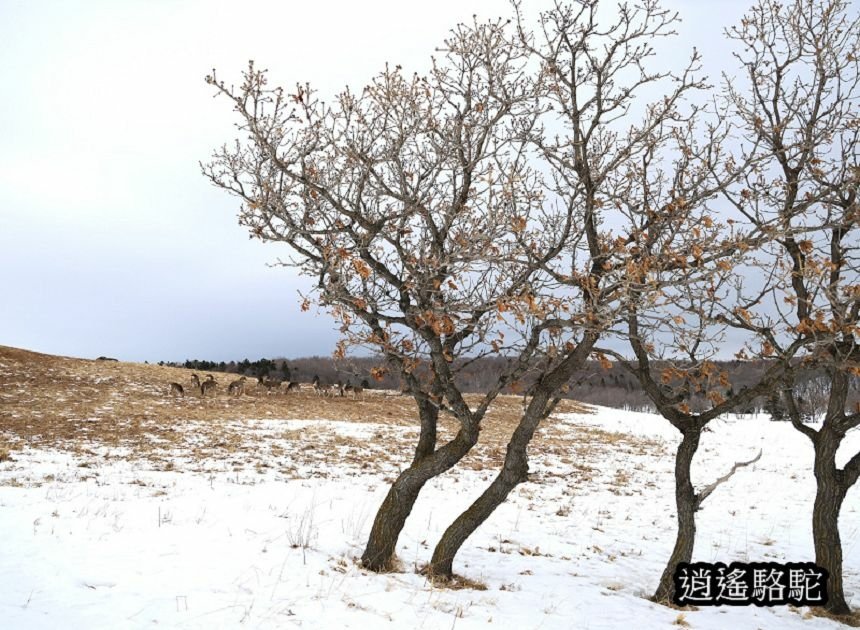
[
  {"xmin": 311, "ymin": 375, "xmax": 364, "ymax": 398},
  {"xmin": 167, "ymin": 373, "xmax": 364, "ymax": 400}
]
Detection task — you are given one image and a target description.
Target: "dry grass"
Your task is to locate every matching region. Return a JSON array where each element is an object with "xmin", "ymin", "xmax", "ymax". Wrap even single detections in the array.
[
  {"xmin": 0, "ymin": 345, "xmax": 660, "ymax": 480},
  {"xmin": 806, "ymin": 607, "xmax": 860, "ymax": 627},
  {"xmin": 418, "ymin": 565, "xmax": 489, "ymax": 591}
]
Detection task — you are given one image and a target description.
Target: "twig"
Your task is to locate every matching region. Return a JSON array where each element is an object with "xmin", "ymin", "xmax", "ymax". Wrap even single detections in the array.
[{"xmin": 696, "ymin": 449, "xmax": 762, "ymax": 510}]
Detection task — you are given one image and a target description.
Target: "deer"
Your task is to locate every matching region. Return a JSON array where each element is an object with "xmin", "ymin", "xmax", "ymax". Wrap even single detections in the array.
[
  {"xmin": 228, "ymin": 376, "xmax": 247, "ymax": 396},
  {"xmin": 257, "ymin": 376, "xmax": 281, "ymax": 395},
  {"xmin": 285, "ymin": 381, "xmax": 301, "ymax": 393},
  {"xmin": 190, "ymin": 373, "xmax": 201, "ymax": 389},
  {"xmin": 200, "ymin": 378, "xmax": 217, "ymax": 397},
  {"xmin": 169, "ymin": 382, "xmax": 185, "ymax": 397},
  {"xmin": 344, "ymin": 381, "xmax": 364, "ymax": 399},
  {"xmin": 312, "ymin": 375, "xmax": 333, "ymax": 397}
]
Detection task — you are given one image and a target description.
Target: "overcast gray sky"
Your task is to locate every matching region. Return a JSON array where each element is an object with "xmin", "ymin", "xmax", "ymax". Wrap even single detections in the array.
[{"xmin": 0, "ymin": 0, "xmax": 756, "ymax": 362}]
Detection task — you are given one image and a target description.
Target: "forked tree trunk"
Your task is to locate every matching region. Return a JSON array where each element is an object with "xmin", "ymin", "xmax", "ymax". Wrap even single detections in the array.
[
  {"xmin": 653, "ymin": 427, "xmax": 701, "ymax": 603},
  {"xmin": 812, "ymin": 429, "xmax": 851, "ymax": 616},
  {"xmin": 361, "ymin": 400, "xmax": 479, "ymax": 571}
]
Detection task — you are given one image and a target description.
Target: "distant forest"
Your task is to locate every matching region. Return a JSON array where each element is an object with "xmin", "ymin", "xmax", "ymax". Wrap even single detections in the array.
[{"xmin": 157, "ymin": 355, "xmax": 859, "ymax": 421}]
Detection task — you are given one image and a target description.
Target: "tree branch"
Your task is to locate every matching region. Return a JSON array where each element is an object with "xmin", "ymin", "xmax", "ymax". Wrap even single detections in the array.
[{"xmin": 695, "ymin": 449, "xmax": 762, "ymax": 510}]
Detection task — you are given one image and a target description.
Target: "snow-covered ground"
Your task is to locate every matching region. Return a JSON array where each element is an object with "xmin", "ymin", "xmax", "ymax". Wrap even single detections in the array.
[{"xmin": 1, "ymin": 406, "xmax": 858, "ymax": 629}]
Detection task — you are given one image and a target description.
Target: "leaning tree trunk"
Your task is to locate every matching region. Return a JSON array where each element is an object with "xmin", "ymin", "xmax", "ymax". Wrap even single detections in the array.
[
  {"xmin": 427, "ymin": 390, "xmax": 552, "ymax": 577},
  {"xmin": 361, "ymin": 401, "xmax": 479, "ymax": 571},
  {"xmin": 653, "ymin": 427, "xmax": 702, "ymax": 603},
  {"xmin": 427, "ymin": 340, "xmax": 598, "ymax": 577},
  {"xmin": 812, "ymin": 428, "xmax": 851, "ymax": 616},
  {"xmin": 362, "ymin": 467, "xmax": 433, "ymax": 571}
]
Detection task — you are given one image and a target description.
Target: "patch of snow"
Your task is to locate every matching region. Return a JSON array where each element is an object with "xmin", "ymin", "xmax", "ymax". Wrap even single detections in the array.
[{"xmin": 0, "ymin": 410, "xmax": 857, "ymax": 628}]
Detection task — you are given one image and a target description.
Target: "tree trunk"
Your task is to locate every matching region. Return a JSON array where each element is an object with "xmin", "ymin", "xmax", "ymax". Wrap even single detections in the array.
[
  {"xmin": 812, "ymin": 429, "xmax": 851, "ymax": 616},
  {"xmin": 427, "ymin": 392, "xmax": 551, "ymax": 577},
  {"xmin": 427, "ymin": 432, "xmax": 530, "ymax": 576},
  {"xmin": 361, "ymin": 467, "xmax": 432, "ymax": 571},
  {"xmin": 653, "ymin": 427, "xmax": 701, "ymax": 604},
  {"xmin": 361, "ymin": 414, "xmax": 479, "ymax": 571},
  {"xmin": 426, "ymin": 340, "xmax": 597, "ymax": 577}
]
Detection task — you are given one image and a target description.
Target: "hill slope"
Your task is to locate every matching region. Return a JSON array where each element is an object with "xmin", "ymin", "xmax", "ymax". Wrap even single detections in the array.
[{"xmin": 0, "ymin": 345, "xmax": 599, "ymax": 476}]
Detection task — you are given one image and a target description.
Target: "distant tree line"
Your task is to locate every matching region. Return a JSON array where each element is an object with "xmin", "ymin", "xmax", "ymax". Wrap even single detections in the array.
[{"xmin": 158, "ymin": 355, "xmax": 858, "ymax": 419}]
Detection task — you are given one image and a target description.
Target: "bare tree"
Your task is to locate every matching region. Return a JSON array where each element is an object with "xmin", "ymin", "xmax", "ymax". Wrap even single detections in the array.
[
  {"xmin": 206, "ymin": 0, "xmax": 759, "ymax": 581},
  {"xmin": 716, "ymin": 0, "xmax": 860, "ymax": 615},
  {"xmin": 586, "ymin": 0, "xmax": 860, "ymax": 608},
  {"xmin": 606, "ymin": 282, "xmax": 804, "ymax": 602},
  {"xmin": 204, "ymin": 19, "xmax": 559, "ymax": 572},
  {"xmin": 426, "ymin": 0, "xmax": 734, "ymax": 577},
  {"xmin": 205, "ymin": 0, "xmax": 859, "ymax": 598},
  {"xmin": 597, "ymin": 0, "xmax": 860, "ymax": 607}
]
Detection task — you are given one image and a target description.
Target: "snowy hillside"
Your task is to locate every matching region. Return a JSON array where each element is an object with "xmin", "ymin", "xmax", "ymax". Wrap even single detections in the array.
[{"xmin": 1, "ymin": 404, "xmax": 858, "ymax": 629}]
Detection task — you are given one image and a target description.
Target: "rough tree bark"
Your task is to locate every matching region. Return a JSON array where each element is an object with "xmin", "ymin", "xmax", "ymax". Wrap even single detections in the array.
[
  {"xmin": 427, "ymin": 338, "xmax": 596, "ymax": 576},
  {"xmin": 362, "ymin": 396, "xmax": 443, "ymax": 570},
  {"xmin": 787, "ymin": 374, "xmax": 858, "ymax": 617},
  {"xmin": 812, "ymin": 428, "xmax": 850, "ymax": 615},
  {"xmin": 653, "ymin": 427, "xmax": 701, "ymax": 603}
]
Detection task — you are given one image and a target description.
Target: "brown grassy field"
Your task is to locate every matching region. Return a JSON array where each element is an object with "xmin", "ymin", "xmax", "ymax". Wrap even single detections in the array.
[{"xmin": 0, "ymin": 345, "xmax": 660, "ymax": 481}]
